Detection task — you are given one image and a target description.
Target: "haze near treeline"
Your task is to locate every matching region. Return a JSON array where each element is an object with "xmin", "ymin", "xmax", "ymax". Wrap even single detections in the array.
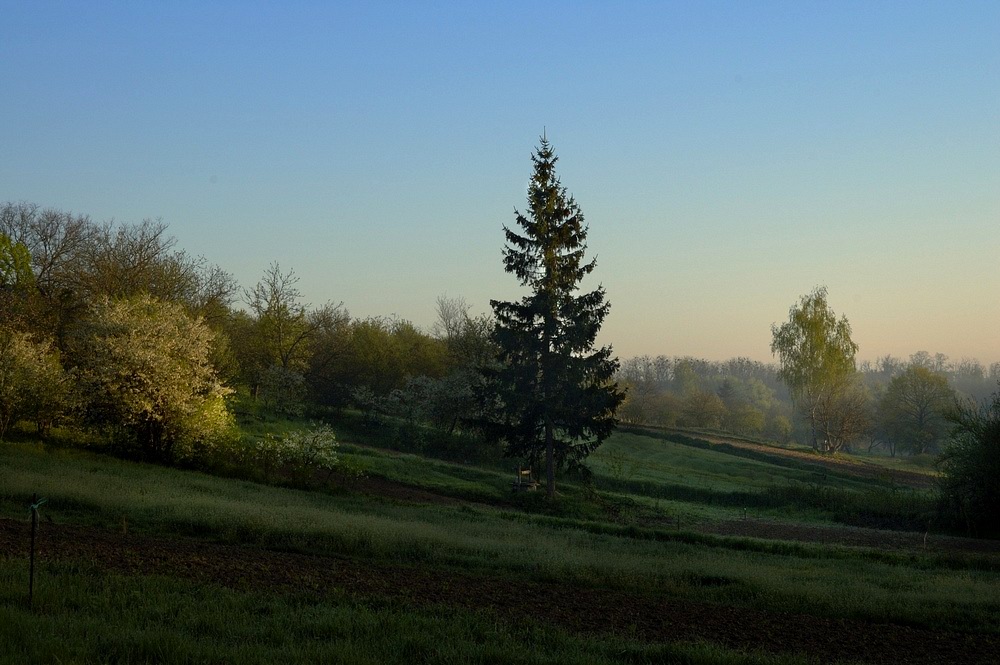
[{"xmin": 1, "ymin": 2, "xmax": 997, "ymax": 364}]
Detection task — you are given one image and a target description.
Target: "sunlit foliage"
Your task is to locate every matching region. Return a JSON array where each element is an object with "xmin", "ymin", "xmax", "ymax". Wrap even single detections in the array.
[
  {"xmin": 0, "ymin": 330, "xmax": 70, "ymax": 439},
  {"xmin": 70, "ymin": 294, "xmax": 233, "ymax": 460}
]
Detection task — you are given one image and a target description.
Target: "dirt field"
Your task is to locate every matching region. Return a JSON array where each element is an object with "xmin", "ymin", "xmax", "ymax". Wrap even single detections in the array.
[
  {"xmin": 2, "ymin": 517, "xmax": 997, "ymax": 664},
  {"xmin": 699, "ymin": 517, "xmax": 1000, "ymax": 555}
]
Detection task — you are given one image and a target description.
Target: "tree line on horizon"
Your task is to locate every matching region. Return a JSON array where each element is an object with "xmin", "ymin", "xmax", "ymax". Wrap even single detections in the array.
[
  {"xmin": 616, "ymin": 346, "xmax": 999, "ymax": 457},
  {"xmin": 0, "ymin": 202, "xmax": 494, "ymax": 456},
  {"xmin": 2, "ymin": 199, "xmax": 997, "ymax": 463},
  {"xmin": 2, "ymin": 136, "xmax": 997, "ymax": 532}
]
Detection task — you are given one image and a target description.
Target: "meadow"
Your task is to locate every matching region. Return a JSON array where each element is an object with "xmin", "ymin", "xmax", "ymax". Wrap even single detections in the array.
[{"xmin": 1, "ymin": 422, "xmax": 998, "ymax": 664}]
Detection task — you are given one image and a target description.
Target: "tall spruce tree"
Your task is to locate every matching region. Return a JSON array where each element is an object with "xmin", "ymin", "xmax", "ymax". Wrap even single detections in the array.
[{"xmin": 484, "ymin": 137, "xmax": 625, "ymax": 498}]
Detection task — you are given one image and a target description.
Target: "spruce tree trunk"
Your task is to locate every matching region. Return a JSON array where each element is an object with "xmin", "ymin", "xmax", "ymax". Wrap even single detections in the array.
[{"xmin": 545, "ymin": 416, "xmax": 555, "ymax": 499}]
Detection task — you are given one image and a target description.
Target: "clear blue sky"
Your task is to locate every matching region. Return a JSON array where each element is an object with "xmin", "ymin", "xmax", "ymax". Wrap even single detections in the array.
[{"xmin": 2, "ymin": 1, "xmax": 998, "ymax": 364}]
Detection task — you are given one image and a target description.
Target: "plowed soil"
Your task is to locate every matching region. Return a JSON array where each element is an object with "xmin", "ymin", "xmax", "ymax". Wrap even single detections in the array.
[
  {"xmin": 700, "ymin": 517, "xmax": 1000, "ymax": 555},
  {"xmin": 2, "ymin": 517, "xmax": 996, "ymax": 664}
]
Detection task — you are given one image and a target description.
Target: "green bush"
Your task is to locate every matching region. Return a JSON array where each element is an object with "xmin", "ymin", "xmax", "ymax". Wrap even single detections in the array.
[
  {"xmin": 230, "ymin": 424, "xmax": 340, "ymax": 486},
  {"xmin": 0, "ymin": 330, "xmax": 71, "ymax": 439},
  {"xmin": 70, "ymin": 295, "xmax": 233, "ymax": 462},
  {"xmin": 939, "ymin": 392, "xmax": 1000, "ymax": 537}
]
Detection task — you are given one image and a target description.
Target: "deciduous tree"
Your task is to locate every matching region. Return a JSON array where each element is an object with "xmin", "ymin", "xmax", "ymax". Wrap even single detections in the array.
[
  {"xmin": 1, "ymin": 204, "xmax": 236, "ymax": 343},
  {"xmin": 0, "ymin": 330, "xmax": 70, "ymax": 439},
  {"xmin": 243, "ymin": 263, "xmax": 314, "ymax": 373},
  {"xmin": 0, "ymin": 232, "xmax": 37, "ymax": 329},
  {"xmin": 238, "ymin": 263, "xmax": 343, "ymax": 403},
  {"xmin": 71, "ymin": 295, "xmax": 233, "ymax": 461},
  {"xmin": 811, "ymin": 376, "xmax": 872, "ymax": 453},
  {"xmin": 680, "ymin": 390, "xmax": 727, "ymax": 429},
  {"xmin": 0, "ymin": 232, "xmax": 34, "ymax": 289},
  {"xmin": 771, "ymin": 287, "xmax": 862, "ymax": 452},
  {"xmin": 427, "ymin": 296, "xmax": 494, "ymax": 432},
  {"xmin": 880, "ymin": 366, "xmax": 955, "ymax": 455}
]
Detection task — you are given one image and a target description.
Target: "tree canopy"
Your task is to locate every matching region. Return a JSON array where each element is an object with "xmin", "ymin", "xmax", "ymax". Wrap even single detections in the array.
[
  {"xmin": 771, "ymin": 287, "xmax": 862, "ymax": 452},
  {"xmin": 940, "ymin": 391, "xmax": 1000, "ymax": 537},
  {"xmin": 0, "ymin": 330, "xmax": 68, "ymax": 440},
  {"xmin": 71, "ymin": 295, "xmax": 233, "ymax": 461},
  {"xmin": 880, "ymin": 366, "xmax": 955, "ymax": 455},
  {"xmin": 0, "ymin": 232, "xmax": 34, "ymax": 289},
  {"xmin": 482, "ymin": 137, "xmax": 625, "ymax": 497}
]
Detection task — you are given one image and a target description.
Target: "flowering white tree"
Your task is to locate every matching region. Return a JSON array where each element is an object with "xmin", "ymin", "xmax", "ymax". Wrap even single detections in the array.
[
  {"xmin": 72, "ymin": 294, "xmax": 233, "ymax": 460},
  {"xmin": 0, "ymin": 330, "xmax": 70, "ymax": 439},
  {"xmin": 246, "ymin": 424, "xmax": 339, "ymax": 484}
]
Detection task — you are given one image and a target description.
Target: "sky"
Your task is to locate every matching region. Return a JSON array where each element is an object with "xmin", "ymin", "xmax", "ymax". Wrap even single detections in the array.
[{"xmin": 2, "ymin": 1, "xmax": 998, "ymax": 365}]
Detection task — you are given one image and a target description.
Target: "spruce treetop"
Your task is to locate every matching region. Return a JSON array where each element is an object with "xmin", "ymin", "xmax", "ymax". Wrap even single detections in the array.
[{"xmin": 502, "ymin": 138, "xmax": 595, "ymax": 296}]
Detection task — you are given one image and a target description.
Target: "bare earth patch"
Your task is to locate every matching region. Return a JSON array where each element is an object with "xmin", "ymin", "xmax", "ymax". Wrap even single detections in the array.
[
  {"xmin": 326, "ymin": 469, "xmax": 469, "ymax": 506},
  {"xmin": 699, "ymin": 517, "xmax": 1000, "ymax": 555},
  {"xmin": 1, "ymin": 517, "xmax": 996, "ymax": 664}
]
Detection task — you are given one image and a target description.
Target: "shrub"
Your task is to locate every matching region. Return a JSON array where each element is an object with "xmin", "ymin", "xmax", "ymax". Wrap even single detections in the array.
[
  {"xmin": 70, "ymin": 295, "xmax": 233, "ymax": 461},
  {"xmin": 939, "ymin": 392, "xmax": 1000, "ymax": 537},
  {"xmin": 0, "ymin": 330, "xmax": 71, "ymax": 439},
  {"xmin": 240, "ymin": 424, "xmax": 339, "ymax": 485},
  {"xmin": 284, "ymin": 424, "xmax": 339, "ymax": 478}
]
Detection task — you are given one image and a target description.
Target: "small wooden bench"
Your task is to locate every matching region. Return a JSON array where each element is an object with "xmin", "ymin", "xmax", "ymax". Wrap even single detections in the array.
[{"xmin": 512, "ymin": 467, "xmax": 538, "ymax": 492}]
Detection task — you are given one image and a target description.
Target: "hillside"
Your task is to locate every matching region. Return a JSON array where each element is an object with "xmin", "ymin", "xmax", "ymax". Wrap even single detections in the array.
[{"xmin": 2, "ymin": 429, "xmax": 999, "ymax": 664}]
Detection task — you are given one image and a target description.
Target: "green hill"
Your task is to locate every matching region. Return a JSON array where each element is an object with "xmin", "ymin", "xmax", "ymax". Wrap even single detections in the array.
[{"xmin": 2, "ymin": 427, "xmax": 998, "ymax": 664}]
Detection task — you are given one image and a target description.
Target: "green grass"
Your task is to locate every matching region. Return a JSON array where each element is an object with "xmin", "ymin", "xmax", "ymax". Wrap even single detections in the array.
[
  {"xmin": 1, "ymin": 560, "xmax": 814, "ymax": 665},
  {"xmin": 587, "ymin": 432, "xmax": 937, "ymax": 529},
  {"xmin": 591, "ymin": 432, "xmax": 820, "ymax": 493},
  {"xmin": 323, "ymin": 414, "xmax": 940, "ymax": 531},
  {"xmin": 338, "ymin": 442, "xmax": 513, "ymax": 502},
  {"xmin": 3, "ymin": 440, "xmax": 998, "ymax": 640},
  {"xmin": 332, "ymin": 425, "xmax": 937, "ymax": 530},
  {"xmin": 596, "ymin": 430, "xmax": 885, "ymax": 492},
  {"xmin": 847, "ymin": 450, "xmax": 940, "ymax": 475}
]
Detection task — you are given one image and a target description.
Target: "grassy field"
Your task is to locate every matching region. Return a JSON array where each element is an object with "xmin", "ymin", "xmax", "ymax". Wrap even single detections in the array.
[
  {"xmin": 2, "ymin": 424, "xmax": 998, "ymax": 664},
  {"xmin": 3, "ymin": 564, "xmax": 805, "ymax": 665}
]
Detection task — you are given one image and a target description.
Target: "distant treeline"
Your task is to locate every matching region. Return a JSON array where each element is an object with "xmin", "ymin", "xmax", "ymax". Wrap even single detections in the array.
[
  {"xmin": 0, "ymin": 202, "xmax": 492, "ymax": 459},
  {"xmin": 616, "ymin": 352, "xmax": 999, "ymax": 456},
  {"xmin": 3, "ymin": 201, "xmax": 997, "ymax": 462}
]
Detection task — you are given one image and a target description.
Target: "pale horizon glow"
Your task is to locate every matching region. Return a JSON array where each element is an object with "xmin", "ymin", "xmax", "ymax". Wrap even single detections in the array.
[{"xmin": 2, "ymin": 2, "xmax": 997, "ymax": 367}]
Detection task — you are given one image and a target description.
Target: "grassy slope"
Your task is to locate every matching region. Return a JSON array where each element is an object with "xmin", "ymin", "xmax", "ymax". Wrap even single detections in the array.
[
  {"xmin": 5, "ymin": 565, "xmax": 803, "ymax": 665},
  {"xmin": 1, "ymin": 428, "xmax": 997, "ymax": 664}
]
